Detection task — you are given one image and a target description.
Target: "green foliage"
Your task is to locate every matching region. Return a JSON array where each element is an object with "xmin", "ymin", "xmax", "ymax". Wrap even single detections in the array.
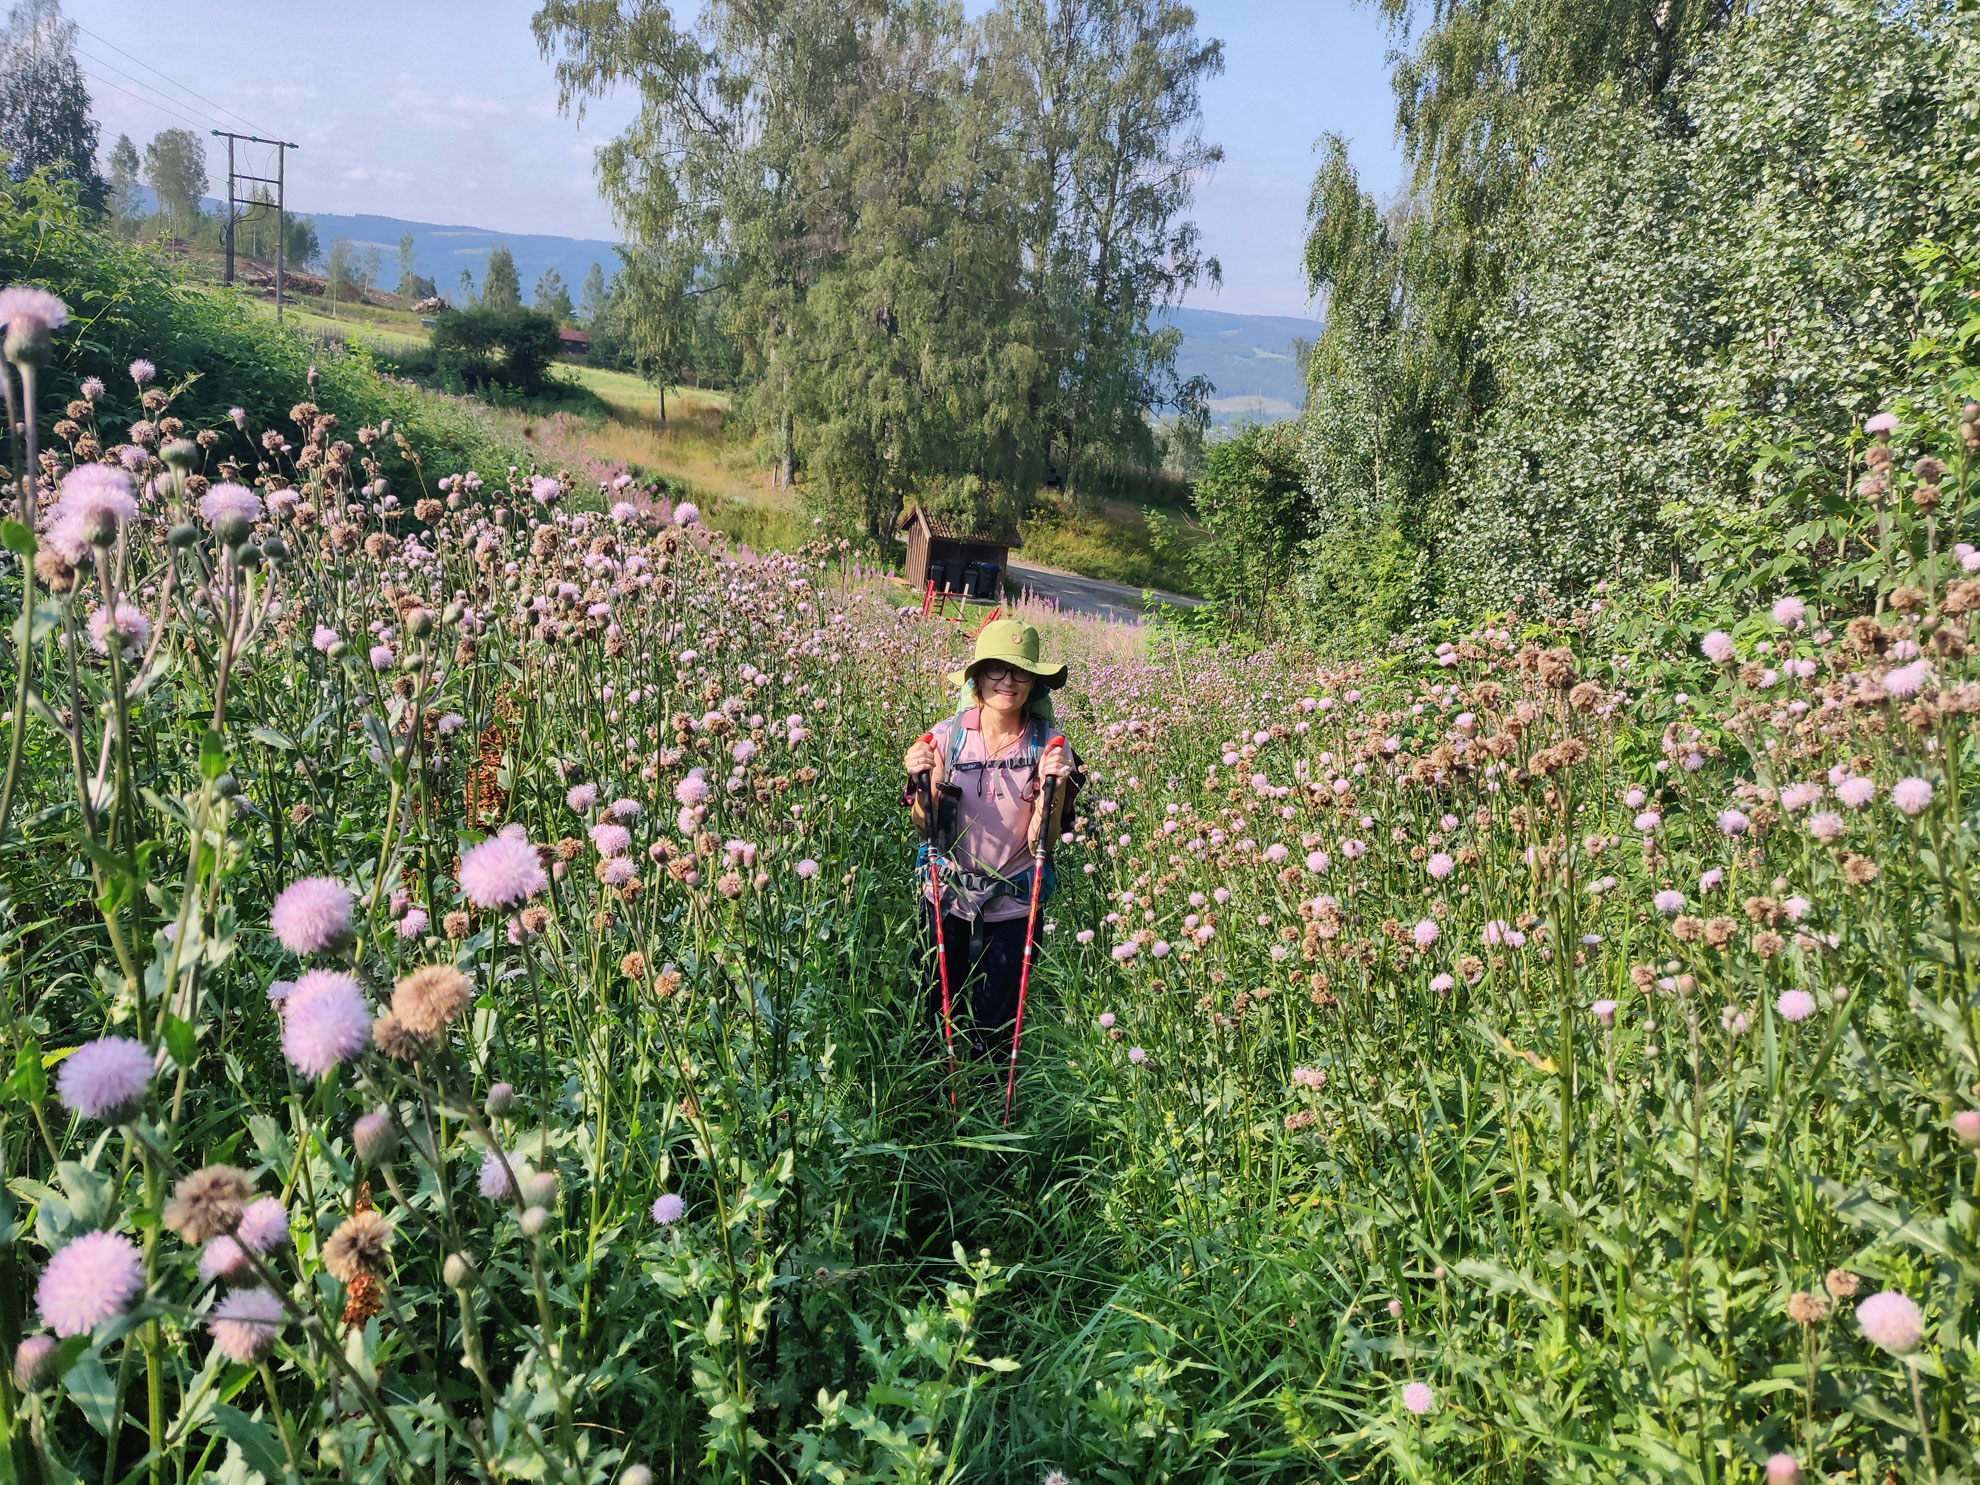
[
  {"xmin": 142, "ymin": 127, "xmax": 208, "ymax": 228},
  {"xmin": 482, "ymin": 243, "xmax": 522, "ymax": 311},
  {"xmin": 534, "ymin": 0, "xmax": 1222, "ymax": 529},
  {"xmin": 533, "ymin": 264, "xmax": 573, "ymax": 322},
  {"xmin": 0, "ymin": 0, "xmax": 102, "ymax": 208},
  {"xmin": 576, "ymin": 260, "xmax": 608, "ymax": 325},
  {"xmin": 1291, "ymin": 0, "xmax": 1980, "ymax": 633},
  {"xmin": 0, "ymin": 170, "xmax": 523, "ymax": 476},
  {"xmin": 1184, "ymin": 421, "xmax": 1307, "ymax": 622},
  {"xmin": 428, "ymin": 306, "xmax": 563, "ymax": 393}
]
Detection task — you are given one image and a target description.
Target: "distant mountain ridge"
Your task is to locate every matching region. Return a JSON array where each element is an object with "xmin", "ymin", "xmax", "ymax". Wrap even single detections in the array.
[{"xmin": 253, "ymin": 208, "xmax": 1320, "ymax": 422}]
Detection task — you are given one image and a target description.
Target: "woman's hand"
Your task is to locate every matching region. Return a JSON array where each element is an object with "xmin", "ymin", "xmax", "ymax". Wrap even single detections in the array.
[
  {"xmin": 903, "ymin": 734, "xmax": 938, "ymax": 780},
  {"xmin": 1038, "ymin": 740, "xmax": 1071, "ymax": 781}
]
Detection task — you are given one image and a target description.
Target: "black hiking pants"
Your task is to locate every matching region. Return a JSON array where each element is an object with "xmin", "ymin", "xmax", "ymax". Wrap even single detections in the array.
[{"xmin": 922, "ymin": 905, "xmax": 1031, "ymax": 1063}]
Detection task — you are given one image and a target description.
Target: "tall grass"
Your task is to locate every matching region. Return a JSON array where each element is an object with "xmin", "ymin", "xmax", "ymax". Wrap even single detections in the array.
[{"xmin": 6, "ymin": 280, "xmax": 1980, "ymax": 1485}]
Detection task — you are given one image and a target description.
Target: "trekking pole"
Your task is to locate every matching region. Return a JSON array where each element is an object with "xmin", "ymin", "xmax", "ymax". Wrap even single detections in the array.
[
  {"xmin": 1004, "ymin": 734, "xmax": 1065, "ymax": 1125},
  {"xmin": 912, "ymin": 733, "xmax": 958, "ymax": 1100}
]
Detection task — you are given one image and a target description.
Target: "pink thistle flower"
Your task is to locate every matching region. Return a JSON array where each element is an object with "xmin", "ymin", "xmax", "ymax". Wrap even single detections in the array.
[
  {"xmin": 56, "ymin": 465, "xmax": 138, "ymax": 540},
  {"xmin": 732, "ymin": 739, "xmax": 757, "ymax": 764},
  {"xmin": 611, "ymin": 797, "xmax": 641, "ymax": 819},
  {"xmin": 207, "ymin": 1287, "xmax": 284, "ymax": 1362},
  {"xmin": 1075, "ymin": 929, "xmax": 1095, "ymax": 944},
  {"xmin": 1306, "ymin": 850, "xmax": 1329, "ymax": 872},
  {"xmin": 1765, "ymin": 1454, "xmax": 1800, "ymax": 1484},
  {"xmin": 1412, "ymin": 919, "xmax": 1439, "ymax": 949},
  {"xmin": 530, "ymin": 475, "xmax": 561, "ymax": 503},
  {"xmin": 1884, "ymin": 661, "xmax": 1930, "ymax": 698},
  {"xmin": 396, "ymin": 908, "xmax": 429, "ymax": 940},
  {"xmin": 1865, "ymin": 411, "xmax": 1898, "ymax": 436},
  {"xmin": 1654, "ymin": 889, "xmax": 1685, "ymax": 914},
  {"xmin": 1717, "ymin": 810, "xmax": 1749, "ymax": 837},
  {"xmin": 281, "ymin": 969, "xmax": 369, "ymax": 1077},
  {"xmin": 37, "ymin": 1230, "xmax": 144, "ymax": 1336},
  {"xmin": 1780, "ymin": 783, "xmax": 1821, "ymax": 812},
  {"xmin": 1264, "ymin": 842, "xmax": 1288, "ymax": 865},
  {"xmin": 1292, "ymin": 1065, "xmax": 1324, "ymax": 1089},
  {"xmin": 1891, "ymin": 777, "xmax": 1933, "ymax": 815},
  {"xmin": 479, "ymin": 1150, "xmax": 514, "ymax": 1201},
  {"xmin": 1837, "ymin": 777, "xmax": 1876, "ymax": 809},
  {"xmin": 1591, "ymin": 1000, "xmax": 1618, "ymax": 1026},
  {"xmin": 1426, "ymin": 853, "xmax": 1453, "ymax": 880},
  {"xmin": 1701, "ymin": 869, "xmax": 1724, "ymax": 892},
  {"xmin": 675, "ymin": 774, "xmax": 709, "ymax": 807},
  {"xmin": 1634, "ymin": 811, "xmax": 1661, "ymax": 833},
  {"xmin": 1952, "ymin": 1110, "xmax": 1980, "ymax": 1147},
  {"xmin": 1701, "ymin": 631, "xmax": 1735, "ymax": 664},
  {"xmin": 1400, "ymin": 1381, "xmax": 1433, "ymax": 1415},
  {"xmin": 80, "ymin": 375, "xmax": 103, "ymax": 400},
  {"xmin": 198, "ymin": 1236, "xmax": 251, "ymax": 1284},
  {"xmin": 795, "ymin": 858, "xmax": 820, "ymax": 879},
  {"xmin": 1808, "ymin": 812, "xmax": 1846, "ymax": 842},
  {"xmin": 56, "ymin": 1035, "xmax": 152, "ymax": 1122},
  {"xmin": 601, "ymin": 857, "xmax": 637, "ymax": 886},
  {"xmin": 0, "ymin": 285, "xmax": 68, "ymax": 332},
  {"xmin": 1775, "ymin": 990, "xmax": 1816, "ymax": 1023},
  {"xmin": 128, "ymin": 358, "xmax": 154, "ymax": 385},
  {"xmin": 651, "ymin": 1193, "xmax": 685, "ymax": 1224},
  {"xmin": 1127, "ymin": 1046, "xmax": 1147, "ymax": 1065},
  {"xmin": 589, "ymin": 822, "xmax": 631, "ymax": 858},
  {"xmin": 198, "ymin": 483, "xmax": 262, "ymax": 526},
  {"xmin": 1771, "ymin": 597, "xmax": 1805, "ymax": 627},
  {"xmin": 1430, "ymin": 973, "xmax": 1454, "ymax": 994},
  {"xmin": 312, "ymin": 625, "xmax": 339, "ymax": 652},
  {"xmin": 459, "ymin": 835, "xmax": 547, "ymax": 909},
  {"xmin": 236, "ymin": 1198, "xmax": 289, "ymax": 1254},
  {"xmin": 567, "ymin": 783, "xmax": 598, "ymax": 812},
  {"xmin": 674, "ymin": 502, "xmax": 700, "ymax": 526},
  {"xmin": 1151, "ymin": 940, "xmax": 1171, "ymax": 959},
  {"xmin": 269, "ymin": 876, "xmax": 353, "ymax": 955},
  {"xmin": 1720, "ymin": 1006, "xmax": 1749, "ymax": 1037},
  {"xmin": 368, "ymin": 644, "xmax": 394, "ymax": 672},
  {"xmin": 87, "ymin": 603, "xmax": 150, "ymax": 656},
  {"xmin": 1855, "ymin": 1290, "xmax": 1924, "ymax": 1354}
]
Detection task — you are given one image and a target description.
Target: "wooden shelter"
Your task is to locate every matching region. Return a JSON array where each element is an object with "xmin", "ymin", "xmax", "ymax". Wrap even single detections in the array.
[{"xmin": 895, "ymin": 505, "xmax": 1019, "ymax": 600}]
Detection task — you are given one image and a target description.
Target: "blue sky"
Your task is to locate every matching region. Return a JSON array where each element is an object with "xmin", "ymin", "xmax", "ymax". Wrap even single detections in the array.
[{"xmin": 66, "ymin": 0, "xmax": 1405, "ymax": 318}]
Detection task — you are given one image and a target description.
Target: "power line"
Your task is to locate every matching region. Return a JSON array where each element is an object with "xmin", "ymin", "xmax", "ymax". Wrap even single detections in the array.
[
  {"xmin": 72, "ymin": 21, "xmax": 268, "ymax": 137},
  {"xmin": 77, "ymin": 48, "xmax": 225, "ymax": 131},
  {"xmin": 78, "ymin": 65, "xmax": 214, "ymax": 134}
]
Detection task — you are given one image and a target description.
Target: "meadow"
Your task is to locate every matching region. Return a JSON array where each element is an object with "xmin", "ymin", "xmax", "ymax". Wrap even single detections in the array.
[{"xmin": 3, "ymin": 281, "xmax": 1980, "ymax": 1485}]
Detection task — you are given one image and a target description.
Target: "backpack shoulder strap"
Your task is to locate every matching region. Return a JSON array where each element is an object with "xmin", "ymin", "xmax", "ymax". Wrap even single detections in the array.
[{"xmin": 946, "ymin": 711, "xmax": 969, "ymax": 771}]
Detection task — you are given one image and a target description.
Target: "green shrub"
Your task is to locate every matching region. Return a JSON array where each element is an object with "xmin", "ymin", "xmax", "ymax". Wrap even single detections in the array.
[{"xmin": 428, "ymin": 306, "xmax": 561, "ymax": 394}]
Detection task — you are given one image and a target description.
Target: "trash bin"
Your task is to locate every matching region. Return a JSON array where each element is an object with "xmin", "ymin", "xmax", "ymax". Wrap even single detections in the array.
[
  {"xmin": 926, "ymin": 558, "xmax": 948, "ymax": 591},
  {"xmin": 961, "ymin": 562, "xmax": 982, "ymax": 598},
  {"xmin": 976, "ymin": 562, "xmax": 1001, "ymax": 598}
]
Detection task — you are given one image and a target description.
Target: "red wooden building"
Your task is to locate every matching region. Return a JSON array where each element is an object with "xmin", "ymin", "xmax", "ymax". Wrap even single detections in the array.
[{"xmin": 895, "ymin": 505, "xmax": 1018, "ymax": 600}]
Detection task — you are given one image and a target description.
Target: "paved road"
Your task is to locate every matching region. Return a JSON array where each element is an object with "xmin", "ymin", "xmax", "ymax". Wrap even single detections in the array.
[{"xmin": 1005, "ymin": 560, "xmax": 1204, "ymax": 623}]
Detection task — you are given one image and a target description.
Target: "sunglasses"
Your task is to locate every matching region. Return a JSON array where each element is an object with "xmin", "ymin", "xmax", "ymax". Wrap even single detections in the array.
[{"xmin": 977, "ymin": 664, "xmax": 1032, "ymax": 688}]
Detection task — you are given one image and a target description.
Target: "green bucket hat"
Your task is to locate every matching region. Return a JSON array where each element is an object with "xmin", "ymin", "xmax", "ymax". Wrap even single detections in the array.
[{"xmin": 948, "ymin": 618, "xmax": 1068, "ymax": 693}]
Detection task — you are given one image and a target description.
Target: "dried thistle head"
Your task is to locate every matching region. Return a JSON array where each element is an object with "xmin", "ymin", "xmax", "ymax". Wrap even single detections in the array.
[
  {"xmin": 323, "ymin": 1210, "xmax": 394, "ymax": 1282},
  {"xmin": 391, "ymin": 963, "xmax": 472, "ymax": 1036},
  {"xmin": 164, "ymin": 1165, "xmax": 255, "ymax": 1244}
]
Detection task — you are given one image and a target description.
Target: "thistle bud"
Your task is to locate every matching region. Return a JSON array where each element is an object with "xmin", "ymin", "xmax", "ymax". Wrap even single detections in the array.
[
  {"xmin": 485, "ymin": 1082, "xmax": 515, "ymax": 1117},
  {"xmin": 236, "ymin": 543, "xmax": 264, "ymax": 570},
  {"xmin": 262, "ymin": 536, "xmax": 289, "ymax": 562},
  {"xmin": 443, "ymin": 1252, "xmax": 477, "ymax": 1289},
  {"xmin": 82, "ymin": 506, "xmax": 121, "ymax": 548},
  {"xmin": 13, "ymin": 1335, "xmax": 57, "ymax": 1390},
  {"xmin": 524, "ymin": 1170, "xmax": 559, "ymax": 1206},
  {"xmin": 327, "ymin": 640, "xmax": 349, "ymax": 661},
  {"xmin": 3, "ymin": 318, "xmax": 52, "ymax": 368},
  {"xmin": 520, "ymin": 1205, "xmax": 550, "ymax": 1238},
  {"xmin": 161, "ymin": 438, "xmax": 200, "ymax": 473},
  {"xmin": 621, "ymin": 1467, "xmax": 653, "ymax": 1485},
  {"xmin": 212, "ymin": 511, "xmax": 252, "ymax": 549},
  {"xmin": 353, "ymin": 1110, "xmax": 398, "ymax": 1163},
  {"xmin": 167, "ymin": 522, "xmax": 199, "ymax": 549},
  {"xmin": 407, "ymin": 608, "xmax": 435, "ymax": 639}
]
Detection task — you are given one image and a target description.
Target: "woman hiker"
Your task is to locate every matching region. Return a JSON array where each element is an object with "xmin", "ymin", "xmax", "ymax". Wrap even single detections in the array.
[{"xmin": 900, "ymin": 619, "xmax": 1082, "ymax": 1074}]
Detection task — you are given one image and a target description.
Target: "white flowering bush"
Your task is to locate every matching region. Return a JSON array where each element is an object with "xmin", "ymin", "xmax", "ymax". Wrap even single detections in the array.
[{"xmin": 5, "ymin": 275, "xmax": 1980, "ymax": 1484}]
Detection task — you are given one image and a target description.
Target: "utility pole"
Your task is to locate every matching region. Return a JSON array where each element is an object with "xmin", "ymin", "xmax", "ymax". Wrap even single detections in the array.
[{"xmin": 212, "ymin": 130, "xmax": 300, "ymax": 320}]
